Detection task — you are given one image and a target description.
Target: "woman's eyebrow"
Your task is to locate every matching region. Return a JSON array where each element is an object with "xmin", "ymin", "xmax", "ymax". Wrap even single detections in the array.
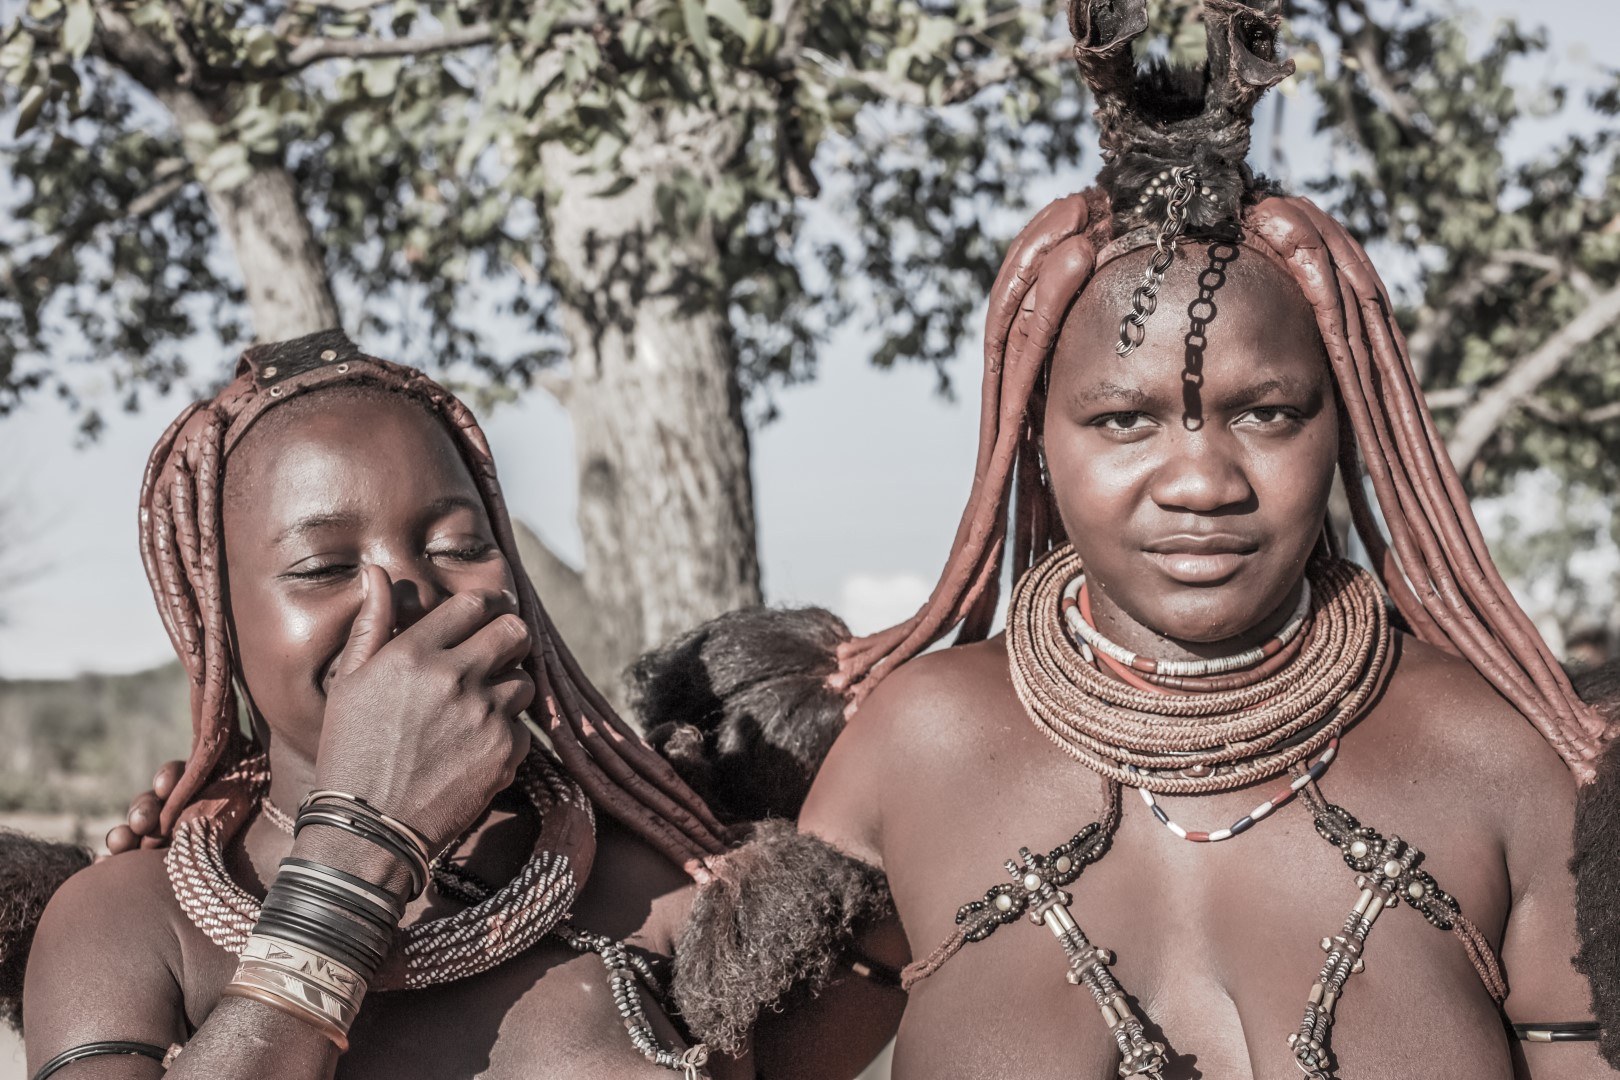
[
  {"xmin": 273, "ymin": 509, "xmax": 362, "ymax": 547},
  {"xmin": 421, "ymin": 494, "xmax": 485, "ymax": 521},
  {"xmin": 1219, "ymin": 375, "xmax": 1321, "ymax": 408},
  {"xmin": 1078, "ymin": 381, "xmax": 1152, "ymax": 407}
]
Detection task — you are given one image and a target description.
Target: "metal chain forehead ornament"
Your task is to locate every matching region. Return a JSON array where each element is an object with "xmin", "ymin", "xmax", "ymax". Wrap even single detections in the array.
[{"xmin": 1116, "ymin": 165, "xmax": 1201, "ymax": 356}]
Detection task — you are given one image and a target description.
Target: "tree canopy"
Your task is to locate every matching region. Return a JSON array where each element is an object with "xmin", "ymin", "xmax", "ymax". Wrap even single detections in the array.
[{"xmin": 2, "ymin": 0, "xmax": 1616, "ymax": 656}]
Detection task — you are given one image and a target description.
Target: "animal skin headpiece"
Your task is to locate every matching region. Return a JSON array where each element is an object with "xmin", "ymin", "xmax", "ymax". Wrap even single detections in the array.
[
  {"xmin": 138, "ymin": 329, "xmax": 728, "ymax": 877},
  {"xmin": 829, "ymin": 0, "xmax": 1610, "ymax": 781},
  {"xmin": 1075, "ymin": 0, "xmax": 1292, "ymax": 237}
]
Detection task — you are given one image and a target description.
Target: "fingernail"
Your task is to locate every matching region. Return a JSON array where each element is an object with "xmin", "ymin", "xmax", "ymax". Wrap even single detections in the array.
[
  {"xmin": 502, "ymin": 589, "xmax": 519, "ymax": 607},
  {"xmin": 361, "ymin": 568, "xmax": 371, "ymax": 598}
]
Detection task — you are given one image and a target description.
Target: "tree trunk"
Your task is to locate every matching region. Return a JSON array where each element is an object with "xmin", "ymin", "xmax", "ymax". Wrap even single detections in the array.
[
  {"xmin": 539, "ymin": 112, "xmax": 763, "ymax": 679},
  {"xmin": 161, "ymin": 92, "xmax": 341, "ymax": 340}
]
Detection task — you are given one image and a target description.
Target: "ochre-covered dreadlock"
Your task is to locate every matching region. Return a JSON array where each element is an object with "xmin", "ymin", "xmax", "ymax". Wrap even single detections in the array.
[
  {"xmin": 139, "ymin": 329, "xmax": 728, "ymax": 876},
  {"xmin": 830, "ymin": 0, "xmax": 1609, "ymax": 782}
]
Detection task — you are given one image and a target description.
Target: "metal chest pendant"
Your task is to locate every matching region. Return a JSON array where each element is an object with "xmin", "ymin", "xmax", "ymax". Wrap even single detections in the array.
[
  {"xmin": 938, "ymin": 815, "xmax": 1169, "ymax": 1079},
  {"xmin": 908, "ymin": 784, "xmax": 1505, "ymax": 1080}
]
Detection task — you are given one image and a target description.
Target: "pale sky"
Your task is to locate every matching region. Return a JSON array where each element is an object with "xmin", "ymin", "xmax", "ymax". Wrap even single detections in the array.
[{"xmin": 0, "ymin": 0, "xmax": 1609, "ymax": 678}]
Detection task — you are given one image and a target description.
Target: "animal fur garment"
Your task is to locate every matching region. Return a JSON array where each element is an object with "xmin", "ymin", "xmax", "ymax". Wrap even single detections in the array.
[
  {"xmin": 1572, "ymin": 662, "xmax": 1620, "ymax": 1065},
  {"xmin": 671, "ymin": 820, "xmax": 892, "ymax": 1054},
  {"xmin": 633, "ymin": 607, "xmax": 851, "ymax": 823},
  {"xmin": 0, "ymin": 831, "xmax": 91, "ymax": 1030}
]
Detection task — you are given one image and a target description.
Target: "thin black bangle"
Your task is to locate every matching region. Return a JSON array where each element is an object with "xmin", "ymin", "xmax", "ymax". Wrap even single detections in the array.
[
  {"xmin": 294, "ymin": 806, "xmax": 422, "ymax": 877},
  {"xmin": 303, "ymin": 795, "xmax": 434, "ymax": 877},
  {"xmin": 297, "ymin": 805, "xmax": 427, "ymax": 895},
  {"xmin": 271, "ymin": 873, "xmax": 397, "ymax": 936},
  {"xmin": 257, "ymin": 893, "xmax": 390, "ymax": 965},
  {"xmin": 1510, "ymin": 1020, "xmax": 1601, "ymax": 1042},
  {"xmin": 280, "ymin": 857, "xmax": 405, "ymax": 920},
  {"xmin": 263, "ymin": 893, "xmax": 392, "ymax": 968},
  {"xmin": 294, "ymin": 808, "xmax": 425, "ymax": 898},
  {"xmin": 256, "ymin": 893, "xmax": 388, "ymax": 975},
  {"xmin": 32, "ymin": 1040, "xmax": 168, "ymax": 1080}
]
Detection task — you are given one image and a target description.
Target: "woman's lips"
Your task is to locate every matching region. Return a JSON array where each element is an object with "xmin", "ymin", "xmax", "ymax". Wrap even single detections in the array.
[
  {"xmin": 1142, "ymin": 550, "xmax": 1251, "ymax": 584},
  {"xmin": 1140, "ymin": 536, "xmax": 1258, "ymax": 584}
]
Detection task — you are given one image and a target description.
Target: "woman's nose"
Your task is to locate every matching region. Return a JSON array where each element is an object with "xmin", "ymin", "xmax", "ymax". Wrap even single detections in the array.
[
  {"xmin": 384, "ymin": 565, "xmax": 452, "ymax": 635},
  {"xmin": 1150, "ymin": 436, "xmax": 1254, "ymax": 514}
]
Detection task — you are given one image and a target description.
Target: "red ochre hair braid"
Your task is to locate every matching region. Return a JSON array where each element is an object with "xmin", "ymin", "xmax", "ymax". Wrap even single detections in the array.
[
  {"xmin": 139, "ymin": 331, "xmax": 727, "ymax": 877},
  {"xmin": 832, "ymin": 190, "xmax": 1610, "ymax": 783}
]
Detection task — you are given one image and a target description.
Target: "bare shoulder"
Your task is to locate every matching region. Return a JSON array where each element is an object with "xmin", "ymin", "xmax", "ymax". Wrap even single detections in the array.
[
  {"xmin": 1377, "ymin": 634, "xmax": 1575, "ymax": 789},
  {"xmin": 801, "ymin": 638, "xmax": 1014, "ymax": 866},
  {"xmin": 1370, "ymin": 633, "xmax": 1578, "ymax": 858},
  {"xmin": 849, "ymin": 638, "xmax": 1013, "ymax": 755},
  {"xmin": 31, "ymin": 848, "xmax": 183, "ymax": 957},
  {"xmin": 25, "ymin": 849, "xmax": 188, "ymax": 1065}
]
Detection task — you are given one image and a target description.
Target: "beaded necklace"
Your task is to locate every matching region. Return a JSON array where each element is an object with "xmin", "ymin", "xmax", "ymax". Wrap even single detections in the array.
[
  {"xmin": 901, "ymin": 546, "xmax": 1507, "ymax": 1080},
  {"xmin": 1127, "ymin": 740, "xmax": 1336, "ymax": 843},
  {"xmin": 1008, "ymin": 546, "xmax": 1389, "ymax": 794},
  {"xmin": 1062, "ymin": 572, "xmax": 1312, "ymax": 679},
  {"xmin": 166, "ymin": 748, "xmax": 592, "ymax": 991},
  {"xmin": 1061, "ymin": 567, "xmax": 1342, "ymax": 842},
  {"xmin": 169, "ymin": 749, "xmax": 711, "ymax": 1074}
]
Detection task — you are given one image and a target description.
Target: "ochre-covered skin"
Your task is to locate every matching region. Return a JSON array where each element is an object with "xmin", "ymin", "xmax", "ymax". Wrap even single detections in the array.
[
  {"xmin": 23, "ymin": 339, "xmax": 737, "ymax": 1080},
  {"xmin": 801, "ymin": 213, "xmax": 1611, "ymax": 1077}
]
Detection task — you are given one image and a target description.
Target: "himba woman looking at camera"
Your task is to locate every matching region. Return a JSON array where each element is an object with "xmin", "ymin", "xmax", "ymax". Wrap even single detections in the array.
[{"xmin": 663, "ymin": 2, "xmax": 1620, "ymax": 1077}]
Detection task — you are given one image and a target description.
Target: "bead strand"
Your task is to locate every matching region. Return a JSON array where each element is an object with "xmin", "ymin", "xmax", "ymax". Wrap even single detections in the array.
[
  {"xmin": 1129, "ymin": 740, "xmax": 1338, "ymax": 842},
  {"xmin": 554, "ymin": 924, "xmax": 710, "ymax": 1077},
  {"xmin": 1007, "ymin": 545, "xmax": 1391, "ymax": 794},
  {"xmin": 1062, "ymin": 573, "xmax": 1311, "ymax": 677}
]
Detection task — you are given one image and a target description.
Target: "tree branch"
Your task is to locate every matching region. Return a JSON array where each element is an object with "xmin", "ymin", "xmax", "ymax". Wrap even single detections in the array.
[
  {"xmin": 1407, "ymin": 249, "xmax": 1565, "ymax": 382},
  {"xmin": 276, "ymin": 13, "xmax": 599, "ymax": 72},
  {"xmin": 0, "ymin": 159, "xmax": 192, "ymax": 295},
  {"xmin": 283, "ymin": 23, "xmax": 495, "ymax": 67},
  {"xmin": 292, "ymin": 0, "xmax": 397, "ymax": 12},
  {"xmin": 1521, "ymin": 396, "xmax": 1620, "ymax": 428},
  {"xmin": 1326, "ymin": 0, "xmax": 1425, "ymax": 144},
  {"xmin": 811, "ymin": 37, "xmax": 1073, "ymax": 108},
  {"xmin": 1446, "ymin": 277, "xmax": 1620, "ymax": 474}
]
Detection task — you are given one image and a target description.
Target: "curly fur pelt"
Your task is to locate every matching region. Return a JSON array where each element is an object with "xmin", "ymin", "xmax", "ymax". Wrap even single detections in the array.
[
  {"xmin": 633, "ymin": 607, "xmax": 851, "ymax": 823},
  {"xmin": 1571, "ymin": 662, "xmax": 1620, "ymax": 1066},
  {"xmin": 0, "ymin": 830, "xmax": 92, "ymax": 1030},
  {"xmin": 671, "ymin": 820, "xmax": 892, "ymax": 1054}
]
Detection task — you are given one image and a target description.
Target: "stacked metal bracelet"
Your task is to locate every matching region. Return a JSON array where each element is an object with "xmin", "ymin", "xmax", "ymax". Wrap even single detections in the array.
[
  {"xmin": 294, "ymin": 789, "xmax": 436, "ymax": 900},
  {"xmin": 222, "ymin": 790, "xmax": 428, "ymax": 1049}
]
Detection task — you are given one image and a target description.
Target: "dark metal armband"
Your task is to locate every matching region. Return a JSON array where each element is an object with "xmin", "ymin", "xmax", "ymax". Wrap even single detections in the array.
[
  {"xmin": 32, "ymin": 1040, "xmax": 173, "ymax": 1080},
  {"xmin": 1510, "ymin": 1021, "xmax": 1601, "ymax": 1043}
]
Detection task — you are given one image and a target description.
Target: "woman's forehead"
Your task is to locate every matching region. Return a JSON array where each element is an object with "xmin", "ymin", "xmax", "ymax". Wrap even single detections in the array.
[
  {"xmin": 223, "ymin": 388, "xmax": 479, "ymax": 532},
  {"xmin": 1055, "ymin": 241, "xmax": 1326, "ymax": 387}
]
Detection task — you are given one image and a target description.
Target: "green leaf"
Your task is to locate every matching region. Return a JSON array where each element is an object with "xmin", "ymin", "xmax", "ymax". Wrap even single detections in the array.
[
  {"xmin": 706, "ymin": 0, "xmax": 753, "ymax": 40},
  {"xmin": 454, "ymin": 119, "xmax": 494, "ymax": 175},
  {"xmin": 912, "ymin": 15, "xmax": 955, "ymax": 59},
  {"xmin": 201, "ymin": 141, "xmax": 250, "ymax": 188},
  {"xmin": 682, "ymin": 0, "xmax": 713, "ymax": 59},
  {"xmin": 362, "ymin": 58, "xmax": 400, "ymax": 97},
  {"xmin": 14, "ymin": 84, "xmax": 47, "ymax": 137},
  {"xmin": 620, "ymin": 19, "xmax": 651, "ymax": 62},
  {"xmin": 0, "ymin": 29, "xmax": 35, "ymax": 75},
  {"xmin": 61, "ymin": 0, "xmax": 94, "ymax": 58},
  {"xmin": 209, "ymin": 159, "xmax": 256, "ymax": 192},
  {"xmin": 592, "ymin": 174, "xmax": 635, "ymax": 199},
  {"xmin": 243, "ymin": 27, "xmax": 279, "ymax": 69}
]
